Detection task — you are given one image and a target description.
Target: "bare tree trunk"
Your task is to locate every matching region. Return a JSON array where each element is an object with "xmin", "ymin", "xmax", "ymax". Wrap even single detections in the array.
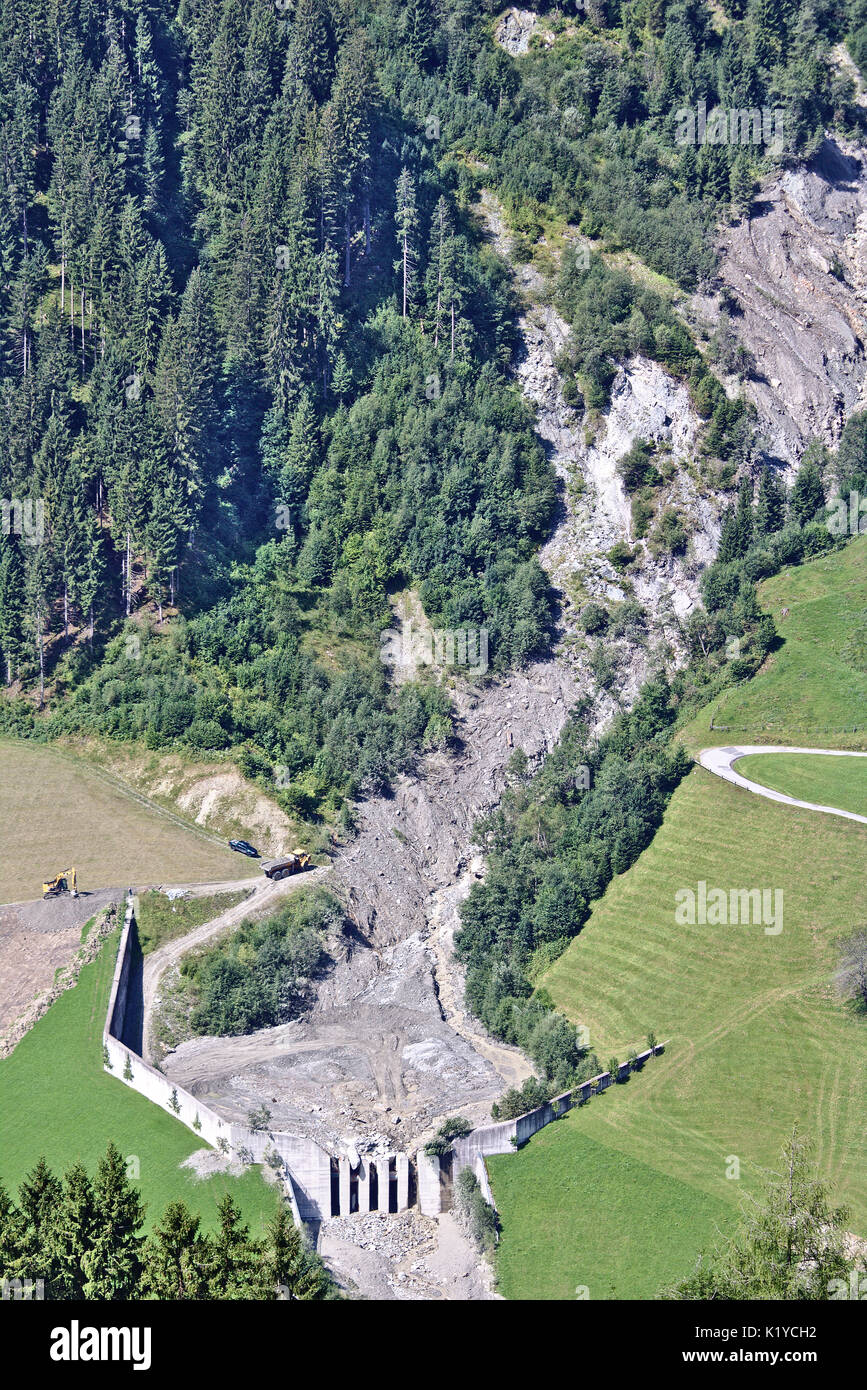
[
  {"xmin": 402, "ymin": 235, "xmax": 408, "ymax": 319},
  {"xmin": 450, "ymin": 301, "xmax": 455, "ymax": 361},
  {"xmin": 344, "ymin": 207, "xmax": 351, "ymax": 287},
  {"xmin": 125, "ymin": 529, "xmax": 131, "ymax": 616},
  {"xmin": 364, "ymin": 198, "xmax": 371, "ymax": 254},
  {"xmin": 63, "ymin": 582, "xmax": 68, "ymax": 639},
  {"xmin": 37, "ymin": 609, "xmax": 44, "ymax": 709}
]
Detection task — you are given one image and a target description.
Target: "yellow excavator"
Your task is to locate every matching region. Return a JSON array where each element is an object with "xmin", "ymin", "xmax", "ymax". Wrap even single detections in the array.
[{"xmin": 42, "ymin": 867, "xmax": 78, "ymax": 900}]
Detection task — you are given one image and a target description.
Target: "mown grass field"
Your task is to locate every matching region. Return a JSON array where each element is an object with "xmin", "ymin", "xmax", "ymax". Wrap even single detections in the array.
[
  {"xmin": 0, "ymin": 929, "xmax": 280, "ymax": 1236},
  {"xmin": 735, "ymin": 752, "xmax": 867, "ymax": 819},
  {"xmin": 490, "ymin": 537, "xmax": 867, "ymax": 1299},
  {"xmin": 679, "ymin": 534, "xmax": 867, "ymax": 753},
  {"xmin": 0, "ymin": 739, "xmax": 250, "ymax": 903},
  {"xmin": 488, "ymin": 1111, "xmax": 735, "ymax": 1301},
  {"xmin": 491, "ymin": 771, "xmax": 867, "ymax": 1298}
]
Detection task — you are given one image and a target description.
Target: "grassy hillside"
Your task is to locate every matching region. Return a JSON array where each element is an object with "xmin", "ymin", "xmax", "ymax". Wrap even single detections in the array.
[
  {"xmin": 0, "ymin": 739, "xmax": 250, "ymax": 903},
  {"xmin": 680, "ymin": 535, "xmax": 867, "ymax": 753},
  {"xmin": 736, "ymin": 751, "xmax": 867, "ymax": 819},
  {"xmin": 492, "ymin": 770, "xmax": 867, "ymax": 1298},
  {"xmin": 488, "ymin": 1110, "xmax": 734, "ymax": 1301},
  {"xmin": 489, "ymin": 536, "xmax": 867, "ymax": 1299},
  {"xmin": 0, "ymin": 930, "xmax": 279, "ymax": 1236}
]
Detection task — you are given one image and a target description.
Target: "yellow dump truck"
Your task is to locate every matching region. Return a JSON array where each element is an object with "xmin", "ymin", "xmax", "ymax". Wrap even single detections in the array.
[
  {"xmin": 262, "ymin": 853, "xmax": 311, "ymax": 881},
  {"xmin": 42, "ymin": 867, "xmax": 78, "ymax": 899}
]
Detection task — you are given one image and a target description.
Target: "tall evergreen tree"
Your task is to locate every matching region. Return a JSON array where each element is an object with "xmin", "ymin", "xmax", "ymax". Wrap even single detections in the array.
[
  {"xmin": 789, "ymin": 451, "xmax": 826, "ymax": 526},
  {"xmin": 205, "ymin": 1193, "xmax": 272, "ymax": 1300},
  {"xmin": 140, "ymin": 1201, "xmax": 210, "ymax": 1301},
  {"xmin": 755, "ymin": 465, "xmax": 786, "ymax": 535},
  {"xmin": 82, "ymin": 1142, "xmax": 145, "ymax": 1300},
  {"xmin": 395, "ymin": 168, "xmax": 418, "ymax": 321}
]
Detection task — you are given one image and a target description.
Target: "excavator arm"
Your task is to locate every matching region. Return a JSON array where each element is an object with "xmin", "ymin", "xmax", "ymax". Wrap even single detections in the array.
[{"xmin": 41, "ymin": 868, "xmax": 78, "ymax": 899}]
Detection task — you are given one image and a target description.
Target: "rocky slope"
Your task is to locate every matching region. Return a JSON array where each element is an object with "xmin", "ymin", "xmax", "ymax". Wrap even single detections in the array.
[
  {"xmin": 159, "ymin": 193, "xmax": 725, "ymax": 1168},
  {"xmin": 479, "ymin": 190, "xmax": 722, "ymax": 715},
  {"xmin": 692, "ymin": 136, "xmax": 867, "ymax": 468}
]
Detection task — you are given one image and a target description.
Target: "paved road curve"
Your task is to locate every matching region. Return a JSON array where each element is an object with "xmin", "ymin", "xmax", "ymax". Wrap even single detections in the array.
[{"xmin": 698, "ymin": 745, "xmax": 867, "ymax": 826}]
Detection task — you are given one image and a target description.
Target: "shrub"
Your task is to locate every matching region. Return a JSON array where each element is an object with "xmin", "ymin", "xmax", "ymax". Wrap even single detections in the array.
[
  {"xmin": 424, "ymin": 1116, "xmax": 473, "ymax": 1157},
  {"xmin": 455, "ymin": 1168, "xmax": 498, "ymax": 1252},
  {"xmin": 580, "ymin": 601, "xmax": 609, "ymax": 635},
  {"xmin": 607, "ymin": 541, "xmax": 636, "ymax": 571}
]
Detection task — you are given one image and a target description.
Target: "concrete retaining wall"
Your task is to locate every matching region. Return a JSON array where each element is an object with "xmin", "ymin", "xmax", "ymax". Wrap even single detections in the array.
[
  {"xmin": 104, "ymin": 894, "xmax": 335, "ymax": 1222},
  {"xmin": 474, "ymin": 1154, "xmax": 496, "ymax": 1210},
  {"xmin": 106, "ymin": 892, "xmax": 665, "ymax": 1224},
  {"xmin": 437, "ymin": 1045, "xmax": 668, "ymax": 1211}
]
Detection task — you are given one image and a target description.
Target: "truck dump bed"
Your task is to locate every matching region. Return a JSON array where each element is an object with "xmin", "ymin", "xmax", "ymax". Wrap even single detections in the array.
[{"xmin": 262, "ymin": 853, "xmax": 310, "ymax": 879}]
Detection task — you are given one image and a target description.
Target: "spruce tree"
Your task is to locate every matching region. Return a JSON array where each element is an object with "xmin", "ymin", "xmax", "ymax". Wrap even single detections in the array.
[
  {"xmin": 755, "ymin": 466, "xmax": 786, "ymax": 535},
  {"xmin": 268, "ymin": 1203, "xmax": 333, "ymax": 1300},
  {"xmin": 82, "ymin": 1142, "xmax": 145, "ymax": 1300},
  {"xmin": 205, "ymin": 1193, "xmax": 272, "ymax": 1299},
  {"xmin": 141, "ymin": 1201, "xmax": 209, "ymax": 1301},
  {"xmin": 55, "ymin": 1162, "xmax": 98, "ymax": 1300},
  {"xmin": 790, "ymin": 452, "xmax": 826, "ymax": 526},
  {"xmin": 395, "ymin": 168, "xmax": 418, "ymax": 320},
  {"xmin": 11, "ymin": 1157, "xmax": 63, "ymax": 1293}
]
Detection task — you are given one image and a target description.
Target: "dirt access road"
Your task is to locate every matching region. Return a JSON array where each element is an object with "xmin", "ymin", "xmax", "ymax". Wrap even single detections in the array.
[
  {"xmin": 160, "ymin": 662, "xmax": 574, "ymax": 1156},
  {"xmin": 142, "ymin": 868, "xmax": 331, "ymax": 1063}
]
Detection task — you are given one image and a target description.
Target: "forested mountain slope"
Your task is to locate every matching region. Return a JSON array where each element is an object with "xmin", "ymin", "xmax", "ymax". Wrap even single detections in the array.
[
  {"xmin": 2, "ymin": 0, "xmax": 866, "ymax": 834},
  {"xmin": 0, "ymin": 0, "xmax": 558, "ymax": 824}
]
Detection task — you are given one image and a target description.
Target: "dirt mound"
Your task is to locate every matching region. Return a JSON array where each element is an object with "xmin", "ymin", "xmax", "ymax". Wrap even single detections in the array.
[
  {"xmin": 174, "ymin": 770, "xmax": 294, "ymax": 855},
  {"xmin": 0, "ymin": 892, "xmax": 120, "ymax": 1053}
]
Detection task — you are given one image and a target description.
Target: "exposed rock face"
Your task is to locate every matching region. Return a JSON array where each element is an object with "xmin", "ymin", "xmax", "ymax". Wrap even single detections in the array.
[
  {"xmin": 537, "ymin": 356, "xmax": 718, "ymax": 618},
  {"xmin": 695, "ymin": 137, "xmax": 867, "ymax": 467},
  {"xmin": 478, "ymin": 190, "xmax": 723, "ymax": 697},
  {"xmin": 494, "ymin": 8, "xmax": 546, "ymax": 56}
]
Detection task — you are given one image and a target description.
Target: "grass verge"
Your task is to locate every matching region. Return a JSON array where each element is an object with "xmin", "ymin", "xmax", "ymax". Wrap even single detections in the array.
[{"xmin": 0, "ymin": 929, "xmax": 279, "ymax": 1236}]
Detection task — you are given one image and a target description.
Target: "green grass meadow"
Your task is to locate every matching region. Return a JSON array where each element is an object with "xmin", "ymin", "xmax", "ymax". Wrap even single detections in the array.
[
  {"xmin": 0, "ymin": 929, "xmax": 279, "ymax": 1236},
  {"xmin": 680, "ymin": 534, "xmax": 867, "ymax": 753},
  {"xmin": 490, "ymin": 537, "xmax": 867, "ymax": 1299},
  {"xmin": 735, "ymin": 752, "xmax": 867, "ymax": 819},
  {"xmin": 488, "ymin": 1111, "xmax": 735, "ymax": 1301}
]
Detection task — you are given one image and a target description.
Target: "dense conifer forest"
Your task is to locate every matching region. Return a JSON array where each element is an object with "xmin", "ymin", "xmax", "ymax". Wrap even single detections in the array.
[{"xmin": 2, "ymin": 0, "xmax": 866, "ymax": 826}]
